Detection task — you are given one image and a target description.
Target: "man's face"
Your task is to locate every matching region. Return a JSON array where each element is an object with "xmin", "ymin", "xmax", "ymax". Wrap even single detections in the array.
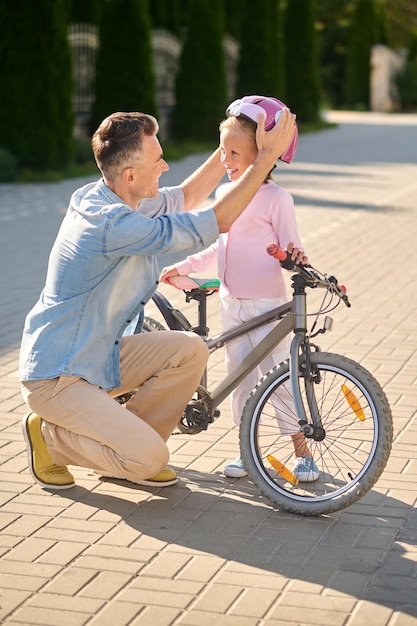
[{"xmin": 130, "ymin": 134, "xmax": 169, "ymax": 201}]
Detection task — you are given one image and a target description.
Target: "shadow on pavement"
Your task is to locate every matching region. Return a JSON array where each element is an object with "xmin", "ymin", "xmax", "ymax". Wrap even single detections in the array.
[{"xmin": 53, "ymin": 468, "xmax": 417, "ymax": 617}]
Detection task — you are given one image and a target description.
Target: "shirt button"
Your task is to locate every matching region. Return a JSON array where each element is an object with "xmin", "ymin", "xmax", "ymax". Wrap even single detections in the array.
[{"xmin": 115, "ymin": 341, "xmax": 119, "ymax": 345}]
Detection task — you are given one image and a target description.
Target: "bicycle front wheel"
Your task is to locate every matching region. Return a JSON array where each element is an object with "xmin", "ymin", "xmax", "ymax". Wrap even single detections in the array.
[{"xmin": 240, "ymin": 352, "xmax": 393, "ymax": 516}]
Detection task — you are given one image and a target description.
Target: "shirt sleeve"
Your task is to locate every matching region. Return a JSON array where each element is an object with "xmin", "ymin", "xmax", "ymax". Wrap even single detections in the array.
[
  {"xmin": 138, "ymin": 186, "xmax": 185, "ymax": 217},
  {"xmin": 104, "ymin": 204, "xmax": 219, "ymax": 261}
]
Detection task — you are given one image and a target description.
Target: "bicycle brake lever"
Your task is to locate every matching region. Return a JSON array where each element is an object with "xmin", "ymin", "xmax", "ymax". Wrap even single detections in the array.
[{"xmin": 328, "ymin": 276, "xmax": 351, "ymax": 307}]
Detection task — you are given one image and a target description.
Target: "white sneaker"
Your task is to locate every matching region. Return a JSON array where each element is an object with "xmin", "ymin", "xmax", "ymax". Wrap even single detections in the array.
[
  {"xmin": 293, "ymin": 457, "xmax": 319, "ymax": 482},
  {"xmin": 223, "ymin": 457, "xmax": 248, "ymax": 478}
]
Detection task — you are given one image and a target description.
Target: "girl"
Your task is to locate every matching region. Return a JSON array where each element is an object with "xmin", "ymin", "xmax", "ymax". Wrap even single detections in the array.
[{"xmin": 161, "ymin": 96, "xmax": 319, "ymax": 482}]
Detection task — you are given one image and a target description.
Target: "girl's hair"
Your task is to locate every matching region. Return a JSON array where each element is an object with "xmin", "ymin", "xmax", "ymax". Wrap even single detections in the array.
[
  {"xmin": 219, "ymin": 115, "xmax": 274, "ymax": 181},
  {"xmin": 219, "ymin": 114, "xmax": 257, "ymax": 141},
  {"xmin": 92, "ymin": 111, "xmax": 159, "ymax": 182}
]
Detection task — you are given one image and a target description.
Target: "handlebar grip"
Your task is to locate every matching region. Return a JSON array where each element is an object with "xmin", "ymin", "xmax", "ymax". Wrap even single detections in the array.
[
  {"xmin": 266, "ymin": 243, "xmax": 296, "ymax": 270},
  {"xmin": 329, "ymin": 275, "xmax": 347, "ymax": 295},
  {"xmin": 329, "ymin": 275, "xmax": 351, "ymax": 306},
  {"xmin": 267, "ymin": 244, "xmax": 351, "ymax": 307}
]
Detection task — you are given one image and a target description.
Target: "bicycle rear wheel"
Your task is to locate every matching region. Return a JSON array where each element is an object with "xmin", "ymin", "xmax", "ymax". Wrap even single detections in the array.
[{"xmin": 240, "ymin": 352, "xmax": 393, "ymax": 516}]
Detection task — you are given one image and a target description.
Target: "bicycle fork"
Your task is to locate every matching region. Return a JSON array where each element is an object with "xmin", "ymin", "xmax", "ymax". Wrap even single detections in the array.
[{"xmin": 290, "ymin": 278, "xmax": 325, "ymax": 441}]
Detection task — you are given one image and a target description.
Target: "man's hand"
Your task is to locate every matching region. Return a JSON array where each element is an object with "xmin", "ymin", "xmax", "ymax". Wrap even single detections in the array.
[
  {"xmin": 212, "ymin": 107, "xmax": 296, "ymax": 233},
  {"xmin": 255, "ymin": 108, "xmax": 296, "ymax": 161}
]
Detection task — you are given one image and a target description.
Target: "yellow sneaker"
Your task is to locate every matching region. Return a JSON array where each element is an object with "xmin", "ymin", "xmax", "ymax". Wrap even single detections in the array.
[
  {"xmin": 22, "ymin": 413, "xmax": 75, "ymax": 490},
  {"xmin": 96, "ymin": 466, "xmax": 178, "ymax": 487},
  {"xmin": 139, "ymin": 466, "xmax": 178, "ymax": 487}
]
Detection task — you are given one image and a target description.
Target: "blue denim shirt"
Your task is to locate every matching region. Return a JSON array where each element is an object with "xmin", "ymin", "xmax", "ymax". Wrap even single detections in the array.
[{"xmin": 19, "ymin": 178, "xmax": 219, "ymax": 389}]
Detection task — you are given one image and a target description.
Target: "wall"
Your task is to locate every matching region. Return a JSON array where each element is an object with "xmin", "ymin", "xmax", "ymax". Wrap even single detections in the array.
[{"xmin": 371, "ymin": 44, "xmax": 407, "ymax": 112}]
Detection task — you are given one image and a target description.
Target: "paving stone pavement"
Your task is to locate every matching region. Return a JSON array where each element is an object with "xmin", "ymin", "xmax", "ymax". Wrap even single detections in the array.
[{"xmin": 0, "ymin": 110, "xmax": 416, "ymax": 626}]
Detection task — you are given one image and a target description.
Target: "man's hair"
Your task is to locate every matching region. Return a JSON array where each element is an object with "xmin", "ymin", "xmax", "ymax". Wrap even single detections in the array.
[{"xmin": 92, "ymin": 111, "xmax": 159, "ymax": 182}]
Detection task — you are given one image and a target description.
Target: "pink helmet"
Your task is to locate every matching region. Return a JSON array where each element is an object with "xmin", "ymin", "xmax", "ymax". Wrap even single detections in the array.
[{"xmin": 226, "ymin": 95, "xmax": 298, "ymax": 163}]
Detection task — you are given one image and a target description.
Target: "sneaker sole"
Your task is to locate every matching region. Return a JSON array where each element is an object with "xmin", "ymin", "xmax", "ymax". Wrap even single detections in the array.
[
  {"xmin": 21, "ymin": 413, "xmax": 75, "ymax": 491},
  {"xmin": 223, "ymin": 469, "xmax": 248, "ymax": 478},
  {"xmin": 135, "ymin": 477, "xmax": 178, "ymax": 487},
  {"xmin": 95, "ymin": 470, "xmax": 178, "ymax": 487},
  {"xmin": 294, "ymin": 472, "xmax": 320, "ymax": 483}
]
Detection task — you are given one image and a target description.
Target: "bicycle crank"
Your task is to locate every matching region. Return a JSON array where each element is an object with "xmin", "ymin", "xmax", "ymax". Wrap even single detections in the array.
[{"xmin": 175, "ymin": 385, "xmax": 219, "ymax": 435}]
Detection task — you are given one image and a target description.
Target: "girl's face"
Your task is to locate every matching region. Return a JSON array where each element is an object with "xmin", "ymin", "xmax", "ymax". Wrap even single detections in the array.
[{"xmin": 220, "ymin": 127, "xmax": 258, "ymax": 182}]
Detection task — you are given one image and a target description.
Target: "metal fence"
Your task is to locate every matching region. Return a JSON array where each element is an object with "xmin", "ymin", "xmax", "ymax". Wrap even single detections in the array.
[
  {"xmin": 68, "ymin": 24, "xmax": 239, "ymax": 137},
  {"xmin": 68, "ymin": 23, "xmax": 99, "ymax": 126}
]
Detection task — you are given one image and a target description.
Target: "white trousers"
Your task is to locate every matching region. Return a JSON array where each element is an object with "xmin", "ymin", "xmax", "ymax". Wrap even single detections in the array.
[{"xmin": 222, "ymin": 295, "xmax": 298, "ymax": 434}]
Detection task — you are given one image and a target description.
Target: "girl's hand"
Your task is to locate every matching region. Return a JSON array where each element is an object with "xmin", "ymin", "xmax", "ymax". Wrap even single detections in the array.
[
  {"xmin": 160, "ymin": 266, "xmax": 180, "ymax": 284},
  {"xmin": 286, "ymin": 242, "xmax": 308, "ymax": 265}
]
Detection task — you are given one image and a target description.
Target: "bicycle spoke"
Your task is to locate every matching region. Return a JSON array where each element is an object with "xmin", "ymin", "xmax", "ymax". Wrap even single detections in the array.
[{"xmin": 240, "ymin": 352, "xmax": 392, "ymax": 515}]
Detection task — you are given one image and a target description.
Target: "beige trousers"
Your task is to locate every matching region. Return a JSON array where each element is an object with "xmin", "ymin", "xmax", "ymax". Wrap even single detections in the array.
[{"xmin": 21, "ymin": 331, "xmax": 208, "ymax": 482}]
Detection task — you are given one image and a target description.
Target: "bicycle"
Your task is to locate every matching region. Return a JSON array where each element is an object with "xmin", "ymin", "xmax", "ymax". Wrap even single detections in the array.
[{"xmin": 135, "ymin": 246, "xmax": 393, "ymax": 516}]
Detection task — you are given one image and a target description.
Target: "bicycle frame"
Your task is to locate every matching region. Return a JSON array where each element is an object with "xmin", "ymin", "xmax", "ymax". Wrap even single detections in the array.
[
  {"xmin": 151, "ymin": 273, "xmax": 316, "ymax": 428},
  {"xmin": 206, "ymin": 303, "xmax": 294, "ymax": 408},
  {"xmin": 145, "ymin": 259, "xmax": 394, "ymax": 517}
]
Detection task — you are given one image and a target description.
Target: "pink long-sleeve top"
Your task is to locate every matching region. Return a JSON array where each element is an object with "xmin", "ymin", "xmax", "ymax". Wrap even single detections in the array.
[{"xmin": 174, "ymin": 180, "xmax": 303, "ymax": 299}]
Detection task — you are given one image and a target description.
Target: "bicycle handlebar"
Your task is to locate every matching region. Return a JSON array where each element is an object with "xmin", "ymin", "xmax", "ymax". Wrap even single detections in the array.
[
  {"xmin": 267, "ymin": 243, "xmax": 351, "ymax": 307},
  {"xmin": 266, "ymin": 242, "xmax": 300, "ymax": 270}
]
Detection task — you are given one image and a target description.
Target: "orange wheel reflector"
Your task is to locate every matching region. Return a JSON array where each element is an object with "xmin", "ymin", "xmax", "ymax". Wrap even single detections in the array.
[
  {"xmin": 267, "ymin": 455, "xmax": 299, "ymax": 485},
  {"xmin": 341, "ymin": 384, "xmax": 365, "ymax": 421}
]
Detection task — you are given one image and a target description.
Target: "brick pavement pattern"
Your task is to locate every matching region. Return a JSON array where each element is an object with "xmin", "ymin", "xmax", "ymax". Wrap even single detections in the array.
[{"xmin": 0, "ymin": 111, "xmax": 416, "ymax": 626}]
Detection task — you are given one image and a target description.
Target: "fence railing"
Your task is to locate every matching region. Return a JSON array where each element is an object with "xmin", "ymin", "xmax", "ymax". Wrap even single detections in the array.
[
  {"xmin": 68, "ymin": 23, "xmax": 99, "ymax": 119},
  {"xmin": 68, "ymin": 25, "xmax": 239, "ymax": 137}
]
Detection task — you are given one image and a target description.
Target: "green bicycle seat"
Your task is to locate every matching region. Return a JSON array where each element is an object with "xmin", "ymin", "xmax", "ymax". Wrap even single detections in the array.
[{"xmin": 167, "ymin": 276, "xmax": 220, "ymax": 291}]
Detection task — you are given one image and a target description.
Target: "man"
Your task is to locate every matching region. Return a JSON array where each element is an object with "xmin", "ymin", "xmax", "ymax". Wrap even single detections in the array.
[{"xmin": 20, "ymin": 107, "xmax": 296, "ymax": 490}]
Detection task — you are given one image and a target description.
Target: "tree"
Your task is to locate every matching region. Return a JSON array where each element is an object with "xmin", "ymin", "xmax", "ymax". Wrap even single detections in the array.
[
  {"xmin": 148, "ymin": 0, "xmax": 183, "ymax": 36},
  {"xmin": 224, "ymin": 0, "xmax": 242, "ymax": 39},
  {"xmin": 284, "ymin": 0, "xmax": 321, "ymax": 123},
  {"xmin": 0, "ymin": 0, "xmax": 73, "ymax": 170},
  {"xmin": 236, "ymin": 0, "xmax": 285, "ymax": 98},
  {"xmin": 316, "ymin": 0, "xmax": 417, "ymax": 108},
  {"xmin": 316, "ymin": 0, "xmax": 356, "ymax": 109},
  {"xmin": 172, "ymin": 0, "xmax": 227, "ymax": 142},
  {"xmin": 344, "ymin": 0, "xmax": 386, "ymax": 109},
  {"xmin": 379, "ymin": 0, "xmax": 417, "ymax": 49},
  {"xmin": 68, "ymin": 0, "xmax": 101, "ymax": 23},
  {"xmin": 395, "ymin": 28, "xmax": 417, "ymax": 111},
  {"xmin": 91, "ymin": 0, "xmax": 157, "ymax": 132}
]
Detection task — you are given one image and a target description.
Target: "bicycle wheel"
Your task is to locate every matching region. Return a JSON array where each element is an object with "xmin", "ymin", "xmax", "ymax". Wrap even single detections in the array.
[{"xmin": 240, "ymin": 352, "xmax": 393, "ymax": 516}]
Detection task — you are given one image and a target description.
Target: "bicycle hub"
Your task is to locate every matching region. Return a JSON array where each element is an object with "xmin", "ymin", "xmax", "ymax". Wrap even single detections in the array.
[{"xmin": 299, "ymin": 420, "xmax": 326, "ymax": 441}]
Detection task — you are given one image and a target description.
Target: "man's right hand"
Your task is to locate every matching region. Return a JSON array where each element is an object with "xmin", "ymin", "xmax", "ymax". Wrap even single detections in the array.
[
  {"xmin": 212, "ymin": 107, "xmax": 297, "ymax": 233},
  {"xmin": 255, "ymin": 108, "xmax": 296, "ymax": 162}
]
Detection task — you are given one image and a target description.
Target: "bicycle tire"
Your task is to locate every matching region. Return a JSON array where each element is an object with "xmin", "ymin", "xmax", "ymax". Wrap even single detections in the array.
[
  {"xmin": 240, "ymin": 352, "xmax": 393, "ymax": 516},
  {"xmin": 142, "ymin": 316, "xmax": 166, "ymax": 332}
]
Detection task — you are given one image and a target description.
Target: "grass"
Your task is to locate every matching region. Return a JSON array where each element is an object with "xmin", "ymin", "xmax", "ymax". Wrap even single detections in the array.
[
  {"xmin": 17, "ymin": 162, "xmax": 99, "ymax": 183},
  {"xmin": 15, "ymin": 140, "xmax": 217, "ymax": 183},
  {"xmin": 12, "ymin": 121, "xmax": 334, "ymax": 184}
]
